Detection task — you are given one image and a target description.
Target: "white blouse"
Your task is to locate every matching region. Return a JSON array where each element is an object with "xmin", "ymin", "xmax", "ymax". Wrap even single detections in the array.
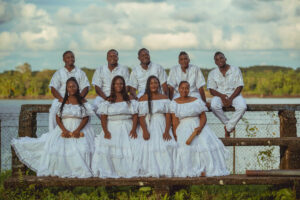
[
  {"xmin": 170, "ymin": 99, "xmax": 208, "ymax": 119},
  {"xmin": 56, "ymin": 102, "xmax": 95, "ymax": 118},
  {"xmin": 138, "ymin": 99, "xmax": 170, "ymax": 116},
  {"xmin": 96, "ymin": 100, "xmax": 138, "ymax": 120}
]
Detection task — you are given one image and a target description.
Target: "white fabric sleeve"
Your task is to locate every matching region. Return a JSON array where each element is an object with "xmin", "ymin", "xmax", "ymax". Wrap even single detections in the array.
[
  {"xmin": 79, "ymin": 70, "xmax": 90, "ymax": 91},
  {"xmin": 167, "ymin": 67, "xmax": 177, "ymax": 88},
  {"xmin": 195, "ymin": 99, "xmax": 208, "ymax": 114},
  {"xmin": 163, "ymin": 99, "xmax": 171, "ymax": 113},
  {"xmin": 169, "ymin": 100, "xmax": 177, "ymax": 114},
  {"xmin": 82, "ymin": 103, "xmax": 95, "ymax": 117},
  {"xmin": 96, "ymin": 101, "xmax": 109, "ymax": 115},
  {"xmin": 128, "ymin": 70, "xmax": 138, "ymax": 89},
  {"xmin": 53, "ymin": 101, "xmax": 62, "ymax": 116},
  {"xmin": 196, "ymin": 67, "xmax": 206, "ymax": 89},
  {"xmin": 130, "ymin": 100, "xmax": 139, "ymax": 114},
  {"xmin": 123, "ymin": 67, "xmax": 130, "ymax": 86},
  {"xmin": 207, "ymin": 71, "xmax": 217, "ymax": 90},
  {"xmin": 138, "ymin": 101, "xmax": 149, "ymax": 116},
  {"xmin": 235, "ymin": 67, "xmax": 244, "ymax": 87},
  {"xmin": 92, "ymin": 68, "xmax": 102, "ymax": 88},
  {"xmin": 158, "ymin": 65, "xmax": 167, "ymax": 84},
  {"xmin": 49, "ymin": 71, "xmax": 61, "ymax": 90}
]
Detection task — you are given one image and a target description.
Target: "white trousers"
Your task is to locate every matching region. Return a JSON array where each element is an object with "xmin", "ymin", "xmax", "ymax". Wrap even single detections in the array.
[
  {"xmin": 210, "ymin": 95, "xmax": 247, "ymax": 132},
  {"xmin": 48, "ymin": 99, "xmax": 59, "ymax": 132}
]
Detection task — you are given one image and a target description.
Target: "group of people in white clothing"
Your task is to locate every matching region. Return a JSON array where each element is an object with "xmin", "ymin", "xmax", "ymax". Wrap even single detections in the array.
[{"xmin": 12, "ymin": 48, "xmax": 247, "ymax": 178}]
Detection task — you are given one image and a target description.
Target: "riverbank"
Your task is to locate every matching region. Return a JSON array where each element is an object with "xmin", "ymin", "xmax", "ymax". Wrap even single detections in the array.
[{"xmin": 1, "ymin": 93, "xmax": 300, "ymax": 100}]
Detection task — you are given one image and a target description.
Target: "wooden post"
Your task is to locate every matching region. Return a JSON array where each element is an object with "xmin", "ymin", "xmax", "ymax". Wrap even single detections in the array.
[
  {"xmin": 0, "ymin": 120, "xmax": 1, "ymax": 172},
  {"xmin": 12, "ymin": 105, "xmax": 37, "ymax": 177},
  {"xmin": 279, "ymin": 110, "xmax": 300, "ymax": 169},
  {"xmin": 233, "ymin": 130, "xmax": 236, "ymax": 174}
]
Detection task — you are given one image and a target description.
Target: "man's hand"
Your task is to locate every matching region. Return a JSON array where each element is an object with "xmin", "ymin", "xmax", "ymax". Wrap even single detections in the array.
[{"xmin": 221, "ymin": 95, "xmax": 232, "ymax": 107}]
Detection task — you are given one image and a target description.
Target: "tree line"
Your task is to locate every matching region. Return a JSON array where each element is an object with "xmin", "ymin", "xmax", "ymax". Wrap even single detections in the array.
[{"xmin": 0, "ymin": 63, "xmax": 299, "ymax": 98}]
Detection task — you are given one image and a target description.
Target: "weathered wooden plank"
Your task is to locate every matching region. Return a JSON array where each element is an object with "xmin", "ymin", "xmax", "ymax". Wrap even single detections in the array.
[
  {"xmin": 19, "ymin": 104, "xmax": 300, "ymax": 113},
  {"xmin": 4, "ymin": 175, "xmax": 300, "ymax": 189},
  {"xmin": 246, "ymin": 169, "xmax": 300, "ymax": 176},
  {"xmin": 279, "ymin": 110, "xmax": 300, "ymax": 169},
  {"xmin": 220, "ymin": 137, "xmax": 300, "ymax": 146}
]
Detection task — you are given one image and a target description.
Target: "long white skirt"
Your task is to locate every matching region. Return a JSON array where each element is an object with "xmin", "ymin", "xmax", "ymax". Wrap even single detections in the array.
[
  {"xmin": 12, "ymin": 118, "xmax": 95, "ymax": 178},
  {"xmin": 137, "ymin": 113, "xmax": 177, "ymax": 177},
  {"xmin": 174, "ymin": 117, "xmax": 229, "ymax": 177},
  {"xmin": 92, "ymin": 117, "xmax": 140, "ymax": 178}
]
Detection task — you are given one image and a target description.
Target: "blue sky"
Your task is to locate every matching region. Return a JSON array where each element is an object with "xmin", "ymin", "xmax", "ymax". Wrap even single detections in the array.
[{"xmin": 0, "ymin": 0, "xmax": 299, "ymax": 72}]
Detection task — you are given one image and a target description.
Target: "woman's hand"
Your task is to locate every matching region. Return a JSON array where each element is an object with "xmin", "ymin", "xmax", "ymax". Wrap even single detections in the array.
[
  {"xmin": 129, "ymin": 129, "xmax": 138, "ymax": 139},
  {"xmin": 61, "ymin": 129, "xmax": 71, "ymax": 138},
  {"xmin": 104, "ymin": 131, "xmax": 111, "ymax": 139},
  {"xmin": 163, "ymin": 131, "xmax": 172, "ymax": 141},
  {"xmin": 173, "ymin": 132, "xmax": 177, "ymax": 141},
  {"xmin": 72, "ymin": 129, "xmax": 81, "ymax": 138},
  {"xmin": 143, "ymin": 130, "xmax": 150, "ymax": 140},
  {"xmin": 194, "ymin": 127, "xmax": 203, "ymax": 135}
]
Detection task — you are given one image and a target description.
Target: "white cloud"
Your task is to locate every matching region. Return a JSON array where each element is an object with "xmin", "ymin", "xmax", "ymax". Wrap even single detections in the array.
[
  {"xmin": 82, "ymin": 30, "xmax": 136, "ymax": 50},
  {"xmin": 0, "ymin": 32, "xmax": 19, "ymax": 50},
  {"xmin": 20, "ymin": 26, "xmax": 58, "ymax": 50},
  {"xmin": 142, "ymin": 32, "xmax": 198, "ymax": 50}
]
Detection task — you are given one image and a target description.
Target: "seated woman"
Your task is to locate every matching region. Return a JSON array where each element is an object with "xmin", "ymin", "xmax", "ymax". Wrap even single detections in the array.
[
  {"xmin": 171, "ymin": 81, "xmax": 229, "ymax": 177},
  {"xmin": 91, "ymin": 75, "xmax": 139, "ymax": 178},
  {"xmin": 11, "ymin": 77, "xmax": 95, "ymax": 178},
  {"xmin": 137, "ymin": 75, "xmax": 176, "ymax": 177}
]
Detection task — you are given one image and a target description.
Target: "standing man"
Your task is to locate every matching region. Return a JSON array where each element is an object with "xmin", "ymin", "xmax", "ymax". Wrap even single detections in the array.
[
  {"xmin": 49, "ymin": 50, "xmax": 90, "ymax": 131},
  {"xmin": 168, "ymin": 51, "xmax": 207, "ymax": 105},
  {"xmin": 128, "ymin": 48, "xmax": 168, "ymax": 99},
  {"xmin": 207, "ymin": 51, "xmax": 247, "ymax": 137},
  {"xmin": 92, "ymin": 49, "xmax": 130, "ymax": 110}
]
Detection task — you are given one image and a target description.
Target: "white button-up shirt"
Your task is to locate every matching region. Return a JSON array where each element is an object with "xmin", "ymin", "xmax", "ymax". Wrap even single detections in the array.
[
  {"xmin": 92, "ymin": 64, "xmax": 130, "ymax": 97},
  {"xmin": 128, "ymin": 62, "xmax": 167, "ymax": 96},
  {"xmin": 49, "ymin": 67, "xmax": 90, "ymax": 97},
  {"xmin": 207, "ymin": 66, "xmax": 244, "ymax": 96},
  {"xmin": 167, "ymin": 64, "xmax": 205, "ymax": 97}
]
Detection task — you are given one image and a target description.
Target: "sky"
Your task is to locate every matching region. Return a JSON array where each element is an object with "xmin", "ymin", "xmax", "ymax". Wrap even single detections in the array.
[{"xmin": 0, "ymin": 0, "xmax": 299, "ymax": 72}]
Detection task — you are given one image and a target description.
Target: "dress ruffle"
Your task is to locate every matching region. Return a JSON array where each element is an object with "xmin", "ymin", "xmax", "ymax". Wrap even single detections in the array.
[
  {"xmin": 172, "ymin": 101, "xmax": 229, "ymax": 177},
  {"xmin": 12, "ymin": 104, "xmax": 95, "ymax": 178}
]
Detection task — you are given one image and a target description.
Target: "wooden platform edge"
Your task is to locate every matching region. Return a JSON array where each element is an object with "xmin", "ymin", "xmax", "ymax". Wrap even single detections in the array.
[{"xmin": 4, "ymin": 175, "xmax": 300, "ymax": 189}]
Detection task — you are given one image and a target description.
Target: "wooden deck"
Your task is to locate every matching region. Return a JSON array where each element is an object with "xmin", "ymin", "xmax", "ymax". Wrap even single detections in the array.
[{"xmin": 4, "ymin": 175, "xmax": 300, "ymax": 188}]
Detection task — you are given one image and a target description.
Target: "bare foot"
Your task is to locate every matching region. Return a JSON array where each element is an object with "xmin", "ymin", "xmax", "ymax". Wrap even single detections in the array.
[{"xmin": 201, "ymin": 171, "xmax": 206, "ymax": 177}]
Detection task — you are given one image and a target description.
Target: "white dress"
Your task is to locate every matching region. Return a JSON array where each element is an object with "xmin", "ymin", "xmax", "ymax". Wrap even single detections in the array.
[
  {"xmin": 11, "ymin": 102, "xmax": 95, "ymax": 178},
  {"xmin": 171, "ymin": 99, "xmax": 229, "ymax": 177},
  {"xmin": 92, "ymin": 100, "xmax": 140, "ymax": 178},
  {"xmin": 137, "ymin": 99, "xmax": 177, "ymax": 177}
]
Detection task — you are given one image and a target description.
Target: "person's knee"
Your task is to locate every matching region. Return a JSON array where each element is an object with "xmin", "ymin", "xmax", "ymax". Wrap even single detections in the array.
[
  {"xmin": 211, "ymin": 97, "xmax": 222, "ymax": 110},
  {"xmin": 235, "ymin": 103, "xmax": 247, "ymax": 112}
]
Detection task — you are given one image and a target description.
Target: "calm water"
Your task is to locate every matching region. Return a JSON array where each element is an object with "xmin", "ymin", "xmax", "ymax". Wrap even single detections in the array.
[{"xmin": 0, "ymin": 98, "xmax": 299, "ymax": 173}]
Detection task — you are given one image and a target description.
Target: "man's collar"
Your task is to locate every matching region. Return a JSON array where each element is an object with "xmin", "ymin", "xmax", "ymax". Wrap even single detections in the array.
[
  {"xmin": 140, "ymin": 62, "xmax": 152, "ymax": 70},
  {"xmin": 64, "ymin": 66, "xmax": 77, "ymax": 73}
]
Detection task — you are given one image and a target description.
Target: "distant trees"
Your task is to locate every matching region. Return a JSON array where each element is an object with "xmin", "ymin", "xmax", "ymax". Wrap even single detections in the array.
[{"xmin": 0, "ymin": 64, "xmax": 299, "ymax": 98}]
